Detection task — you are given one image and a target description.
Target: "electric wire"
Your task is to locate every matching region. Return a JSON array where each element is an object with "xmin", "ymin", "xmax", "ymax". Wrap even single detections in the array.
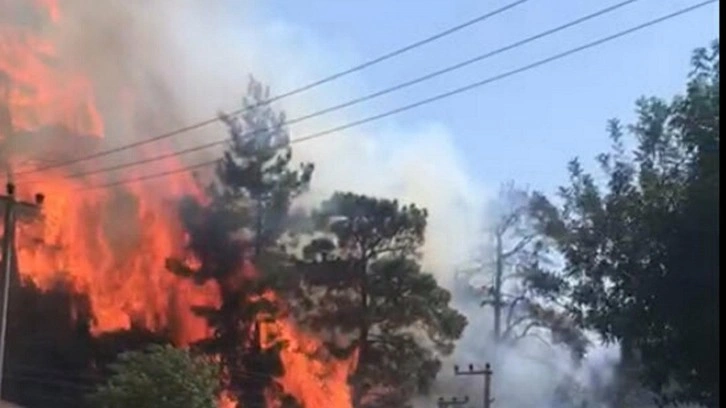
[
  {"xmin": 20, "ymin": 0, "xmax": 641, "ymax": 186},
  {"xmin": 73, "ymin": 0, "xmax": 717, "ymax": 193},
  {"xmin": 12, "ymin": 0, "xmax": 529, "ymax": 177}
]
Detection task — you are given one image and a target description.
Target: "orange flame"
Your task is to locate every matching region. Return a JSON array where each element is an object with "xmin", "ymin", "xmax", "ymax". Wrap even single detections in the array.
[
  {"xmin": 0, "ymin": 3, "xmax": 101, "ymax": 136},
  {"xmin": 1, "ymin": 2, "xmax": 354, "ymax": 407},
  {"xmin": 270, "ymin": 321, "xmax": 357, "ymax": 408}
]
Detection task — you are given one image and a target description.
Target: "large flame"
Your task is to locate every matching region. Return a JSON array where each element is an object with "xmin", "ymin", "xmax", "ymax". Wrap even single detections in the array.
[{"xmin": 0, "ymin": 2, "xmax": 353, "ymax": 407}]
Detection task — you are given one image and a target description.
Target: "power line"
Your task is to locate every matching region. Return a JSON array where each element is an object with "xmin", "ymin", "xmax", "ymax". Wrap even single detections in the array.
[
  {"xmin": 12, "ymin": 0, "xmax": 528, "ymax": 178},
  {"xmin": 21, "ymin": 0, "xmax": 640, "ymax": 185},
  {"xmin": 73, "ymin": 0, "xmax": 717, "ymax": 193}
]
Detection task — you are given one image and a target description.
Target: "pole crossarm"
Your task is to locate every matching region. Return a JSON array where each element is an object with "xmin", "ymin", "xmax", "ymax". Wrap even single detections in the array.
[
  {"xmin": 453, "ymin": 362, "xmax": 495, "ymax": 408},
  {"xmin": 437, "ymin": 395, "xmax": 470, "ymax": 408}
]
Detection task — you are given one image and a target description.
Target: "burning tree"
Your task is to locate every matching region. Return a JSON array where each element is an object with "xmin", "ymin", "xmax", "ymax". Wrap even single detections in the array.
[
  {"xmin": 166, "ymin": 78, "xmax": 314, "ymax": 407},
  {"xmin": 3, "ymin": 3, "xmax": 358, "ymax": 407},
  {"xmin": 298, "ymin": 192, "xmax": 467, "ymax": 408},
  {"xmin": 1, "ymin": 2, "xmax": 466, "ymax": 405}
]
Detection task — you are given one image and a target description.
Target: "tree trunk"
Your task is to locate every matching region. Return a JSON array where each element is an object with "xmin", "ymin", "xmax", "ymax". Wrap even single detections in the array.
[
  {"xmin": 254, "ymin": 198, "xmax": 263, "ymax": 258},
  {"xmin": 613, "ymin": 337, "xmax": 636, "ymax": 407},
  {"xmin": 493, "ymin": 234, "xmax": 503, "ymax": 342}
]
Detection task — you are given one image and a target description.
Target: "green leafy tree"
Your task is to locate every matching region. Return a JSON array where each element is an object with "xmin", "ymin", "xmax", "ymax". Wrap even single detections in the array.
[
  {"xmin": 463, "ymin": 182, "xmax": 587, "ymax": 359},
  {"xmin": 166, "ymin": 77, "xmax": 313, "ymax": 407},
  {"xmin": 531, "ymin": 41, "xmax": 719, "ymax": 407},
  {"xmin": 87, "ymin": 344, "xmax": 219, "ymax": 408},
  {"xmin": 298, "ymin": 192, "xmax": 467, "ymax": 408}
]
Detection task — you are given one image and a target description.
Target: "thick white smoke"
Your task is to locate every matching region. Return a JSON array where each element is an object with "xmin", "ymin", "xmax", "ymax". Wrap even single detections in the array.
[{"xmin": 37, "ymin": 1, "xmax": 627, "ymax": 406}]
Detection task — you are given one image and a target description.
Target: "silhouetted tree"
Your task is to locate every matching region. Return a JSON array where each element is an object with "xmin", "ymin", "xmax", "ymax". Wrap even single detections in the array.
[
  {"xmin": 3, "ymin": 280, "xmax": 95, "ymax": 408},
  {"xmin": 532, "ymin": 41, "xmax": 719, "ymax": 407}
]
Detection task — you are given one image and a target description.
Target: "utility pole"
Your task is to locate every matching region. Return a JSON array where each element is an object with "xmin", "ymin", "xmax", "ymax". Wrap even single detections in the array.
[
  {"xmin": 0, "ymin": 182, "xmax": 45, "ymax": 398},
  {"xmin": 437, "ymin": 395, "xmax": 470, "ymax": 408},
  {"xmin": 454, "ymin": 362, "xmax": 494, "ymax": 408}
]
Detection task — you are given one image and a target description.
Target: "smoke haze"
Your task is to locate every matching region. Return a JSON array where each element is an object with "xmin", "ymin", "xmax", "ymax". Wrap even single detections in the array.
[{"xmin": 13, "ymin": 1, "xmax": 624, "ymax": 406}]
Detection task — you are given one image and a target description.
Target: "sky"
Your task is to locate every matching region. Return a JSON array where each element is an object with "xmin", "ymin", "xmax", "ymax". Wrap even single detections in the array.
[{"xmin": 232, "ymin": 0, "xmax": 718, "ymax": 196}]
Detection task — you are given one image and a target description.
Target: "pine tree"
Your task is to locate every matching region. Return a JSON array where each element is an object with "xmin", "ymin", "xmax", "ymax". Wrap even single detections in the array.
[
  {"xmin": 298, "ymin": 192, "xmax": 467, "ymax": 408},
  {"xmin": 167, "ymin": 77, "xmax": 313, "ymax": 407}
]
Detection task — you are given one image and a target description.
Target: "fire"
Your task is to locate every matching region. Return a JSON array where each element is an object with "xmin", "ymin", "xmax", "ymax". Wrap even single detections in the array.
[
  {"xmin": 0, "ymin": 1, "xmax": 101, "ymax": 137},
  {"xmin": 0, "ymin": 1, "xmax": 354, "ymax": 407},
  {"xmin": 271, "ymin": 320, "xmax": 357, "ymax": 408}
]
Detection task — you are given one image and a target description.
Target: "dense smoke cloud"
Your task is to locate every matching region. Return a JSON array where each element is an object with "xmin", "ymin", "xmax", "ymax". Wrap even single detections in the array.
[{"xmin": 38, "ymin": 0, "xmax": 485, "ymax": 279}]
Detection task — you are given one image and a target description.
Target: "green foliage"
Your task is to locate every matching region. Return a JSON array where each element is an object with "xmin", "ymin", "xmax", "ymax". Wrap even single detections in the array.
[
  {"xmin": 87, "ymin": 344, "xmax": 219, "ymax": 408},
  {"xmin": 300, "ymin": 192, "xmax": 466, "ymax": 407},
  {"xmin": 312, "ymin": 192, "xmax": 428, "ymax": 259},
  {"xmin": 213, "ymin": 78, "xmax": 313, "ymax": 254},
  {"xmin": 533, "ymin": 40, "xmax": 719, "ymax": 406}
]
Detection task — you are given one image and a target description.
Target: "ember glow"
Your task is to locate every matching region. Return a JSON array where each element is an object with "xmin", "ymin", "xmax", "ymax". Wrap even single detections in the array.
[{"xmin": 0, "ymin": 1, "xmax": 354, "ymax": 406}]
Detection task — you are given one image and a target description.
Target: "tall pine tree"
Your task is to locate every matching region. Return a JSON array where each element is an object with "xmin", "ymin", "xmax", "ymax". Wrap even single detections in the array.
[{"xmin": 167, "ymin": 77, "xmax": 313, "ymax": 407}]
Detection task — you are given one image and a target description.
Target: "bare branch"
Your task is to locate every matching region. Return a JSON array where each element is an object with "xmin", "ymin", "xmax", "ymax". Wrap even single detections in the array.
[
  {"xmin": 502, "ymin": 314, "xmax": 532, "ymax": 340},
  {"xmin": 500, "ymin": 270, "xmax": 528, "ymax": 284},
  {"xmin": 518, "ymin": 321, "xmax": 541, "ymax": 338},
  {"xmin": 505, "ymin": 294, "xmax": 528, "ymax": 329},
  {"xmin": 513, "ymin": 332, "xmax": 552, "ymax": 349},
  {"xmin": 501, "ymin": 234, "xmax": 536, "ymax": 259},
  {"xmin": 495, "ymin": 211, "xmax": 520, "ymax": 236}
]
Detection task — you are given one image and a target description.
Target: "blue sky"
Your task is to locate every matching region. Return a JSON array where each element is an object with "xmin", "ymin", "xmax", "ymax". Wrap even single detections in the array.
[{"xmin": 241, "ymin": 0, "xmax": 718, "ymax": 196}]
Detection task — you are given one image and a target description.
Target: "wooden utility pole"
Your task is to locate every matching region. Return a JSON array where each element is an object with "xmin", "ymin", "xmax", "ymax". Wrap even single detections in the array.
[
  {"xmin": 437, "ymin": 395, "xmax": 470, "ymax": 408},
  {"xmin": 0, "ymin": 182, "xmax": 44, "ymax": 398},
  {"xmin": 454, "ymin": 363, "xmax": 494, "ymax": 408}
]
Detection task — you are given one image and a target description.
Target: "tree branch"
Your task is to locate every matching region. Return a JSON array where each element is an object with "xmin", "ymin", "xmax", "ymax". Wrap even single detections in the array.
[
  {"xmin": 513, "ymin": 331, "xmax": 552, "ymax": 349},
  {"xmin": 496, "ymin": 211, "xmax": 520, "ymax": 237},
  {"xmin": 500, "ymin": 270, "xmax": 527, "ymax": 285},
  {"xmin": 517, "ymin": 321, "xmax": 541, "ymax": 338},
  {"xmin": 505, "ymin": 294, "xmax": 528, "ymax": 330},
  {"xmin": 501, "ymin": 234, "xmax": 536, "ymax": 259},
  {"xmin": 502, "ymin": 314, "xmax": 531, "ymax": 340}
]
